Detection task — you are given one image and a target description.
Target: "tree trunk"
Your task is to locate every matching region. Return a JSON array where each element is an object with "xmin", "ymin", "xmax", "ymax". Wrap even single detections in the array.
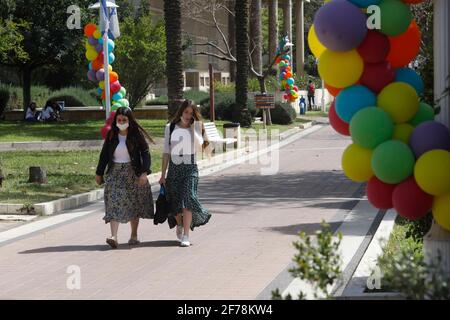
[
  {"xmin": 228, "ymin": 0, "xmax": 236, "ymax": 83},
  {"xmin": 22, "ymin": 65, "xmax": 32, "ymax": 119},
  {"xmin": 163, "ymin": 0, "xmax": 184, "ymax": 119},
  {"xmin": 268, "ymin": 0, "xmax": 279, "ymax": 64},
  {"xmin": 29, "ymin": 167, "xmax": 47, "ymax": 184},
  {"xmin": 283, "ymin": 0, "xmax": 293, "ymax": 61},
  {"xmin": 249, "ymin": 0, "xmax": 263, "ymax": 74},
  {"xmin": 295, "ymin": 0, "xmax": 305, "ymax": 73},
  {"xmin": 234, "ymin": 0, "xmax": 252, "ymax": 127}
]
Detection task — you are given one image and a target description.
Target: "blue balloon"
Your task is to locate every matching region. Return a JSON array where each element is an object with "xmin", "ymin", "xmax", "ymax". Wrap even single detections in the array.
[
  {"xmin": 287, "ymin": 78, "xmax": 294, "ymax": 85},
  {"xmin": 348, "ymin": 0, "xmax": 380, "ymax": 8},
  {"xmin": 97, "ymin": 88, "xmax": 103, "ymax": 96},
  {"xmin": 108, "ymin": 52, "xmax": 115, "ymax": 64},
  {"xmin": 98, "ymin": 37, "xmax": 104, "ymax": 45},
  {"xmin": 107, "ymin": 39, "xmax": 115, "ymax": 52},
  {"xmin": 112, "ymin": 92, "xmax": 123, "ymax": 101},
  {"xmin": 335, "ymin": 85, "xmax": 377, "ymax": 123},
  {"xmin": 88, "ymin": 62, "xmax": 93, "ymax": 70},
  {"xmin": 395, "ymin": 68, "xmax": 424, "ymax": 97}
]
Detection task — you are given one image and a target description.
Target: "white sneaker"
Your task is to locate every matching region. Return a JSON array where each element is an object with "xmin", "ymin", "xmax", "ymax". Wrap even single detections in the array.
[
  {"xmin": 176, "ymin": 225, "xmax": 183, "ymax": 241},
  {"xmin": 180, "ymin": 235, "xmax": 190, "ymax": 247}
]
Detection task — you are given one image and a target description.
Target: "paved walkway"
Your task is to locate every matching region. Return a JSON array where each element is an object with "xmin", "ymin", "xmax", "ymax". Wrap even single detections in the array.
[{"xmin": 0, "ymin": 125, "xmax": 364, "ymax": 300}]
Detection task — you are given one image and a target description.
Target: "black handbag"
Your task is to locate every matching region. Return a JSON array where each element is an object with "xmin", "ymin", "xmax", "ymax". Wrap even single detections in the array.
[{"xmin": 154, "ymin": 184, "xmax": 170, "ymax": 225}]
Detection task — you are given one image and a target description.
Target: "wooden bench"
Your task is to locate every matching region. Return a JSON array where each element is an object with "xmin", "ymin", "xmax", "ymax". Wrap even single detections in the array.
[{"xmin": 203, "ymin": 122, "xmax": 238, "ymax": 152}]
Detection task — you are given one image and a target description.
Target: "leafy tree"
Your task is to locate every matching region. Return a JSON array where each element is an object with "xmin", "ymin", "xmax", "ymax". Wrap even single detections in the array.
[
  {"xmin": 0, "ymin": 0, "xmax": 94, "ymax": 114},
  {"xmin": 114, "ymin": 3, "xmax": 166, "ymax": 109}
]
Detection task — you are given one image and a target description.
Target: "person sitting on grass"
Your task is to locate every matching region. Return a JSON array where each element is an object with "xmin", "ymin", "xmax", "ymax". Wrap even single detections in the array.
[
  {"xmin": 41, "ymin": 101, "xmax": 57, "ymax": 122},
  {"xmin": 25, "ymin": 102, "xmax": 40, "ymax": 122}
]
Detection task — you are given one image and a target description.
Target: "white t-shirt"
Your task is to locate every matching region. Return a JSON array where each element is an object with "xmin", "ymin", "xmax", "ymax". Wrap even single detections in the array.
[
  {"xmin": 163, "ymin": 123, "xmax": 204, "ymax": 156},
  {"xmin": 41, "ymin": 106, "xmax": 54, "ymax": 120},
  {"xmin": 113, "ymin": 134, "xmax": 131, "ymax": 163},
  {"xmin": 25, "ymin": 108, "xmax": 36, "ymax": 119}
]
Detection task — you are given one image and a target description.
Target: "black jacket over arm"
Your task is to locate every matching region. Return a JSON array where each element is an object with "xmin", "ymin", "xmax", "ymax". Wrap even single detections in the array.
[{"xmin": 96, "ymin": 131, "xmax": 151, "ymax": 177}]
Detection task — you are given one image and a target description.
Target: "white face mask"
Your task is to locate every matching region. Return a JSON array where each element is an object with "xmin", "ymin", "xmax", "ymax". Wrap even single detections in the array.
[{"xmin": 117, "ymin": 122, "xmax": 129, "ymax": 131}]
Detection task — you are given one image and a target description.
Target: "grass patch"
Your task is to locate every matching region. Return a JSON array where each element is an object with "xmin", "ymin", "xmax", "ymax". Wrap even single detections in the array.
[
  {"xmin": 0, "ymin": 148, "xmax": 162, "ymax": 204},
  {"xmin": 0, "ymin": 119, "xmax": 297, "ymax": 143}
]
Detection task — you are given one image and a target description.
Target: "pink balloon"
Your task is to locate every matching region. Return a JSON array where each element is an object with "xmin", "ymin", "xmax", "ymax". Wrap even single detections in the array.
[{"xmin": 101, "ymin": 125, "xmax": 111, "ymax": 140}]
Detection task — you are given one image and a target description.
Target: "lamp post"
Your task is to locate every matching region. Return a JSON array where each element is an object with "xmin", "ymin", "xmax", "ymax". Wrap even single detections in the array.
[{"xmin": 89, "ymin": 1, "xmax": 119, "ymax": 119}]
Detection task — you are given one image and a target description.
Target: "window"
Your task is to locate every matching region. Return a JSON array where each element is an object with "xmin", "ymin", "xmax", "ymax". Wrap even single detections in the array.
[{"xmin": 200, "ymin": 77, "xmax": 205, "ymax": 86}]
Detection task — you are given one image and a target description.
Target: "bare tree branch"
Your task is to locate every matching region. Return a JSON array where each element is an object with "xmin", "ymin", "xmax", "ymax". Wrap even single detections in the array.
[
  {"xmin": 194, "ymin": 51, "xmax": 236, "ymax": 62},
  {"xmin": 193, "ymin": 41, "xmax": 229, "ymax": 56}
]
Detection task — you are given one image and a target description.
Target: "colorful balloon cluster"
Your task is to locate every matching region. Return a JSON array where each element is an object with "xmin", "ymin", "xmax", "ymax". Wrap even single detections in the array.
[
  {"xmin": 276, "ymin": 36, "xmax": 299, "ymax": 102},
  {"xmin": 310, "ymin": 0, "xmax": 450, "ymax": 231},
  {"xmin": 84, "ymin": 23, "xmax": 129, "ymax": 138}
]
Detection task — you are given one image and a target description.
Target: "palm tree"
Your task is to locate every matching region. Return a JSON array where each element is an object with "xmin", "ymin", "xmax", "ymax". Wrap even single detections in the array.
[
  {"xmin": 249, "ymin": 0, "xmax": 262, "ymax": 74},
  {"xmin": 233, "ymin": 0, "xmax": 252, "ymax": 127},
  {"xmin": 163, "ymin": 0, "xmax": 184, "ymax": 119}
]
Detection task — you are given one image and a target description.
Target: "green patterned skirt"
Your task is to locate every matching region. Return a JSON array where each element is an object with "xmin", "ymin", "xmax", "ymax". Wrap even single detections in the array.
[{"xmin": 166, "ymin": 155, "xmax": 211, "ymax": 230}]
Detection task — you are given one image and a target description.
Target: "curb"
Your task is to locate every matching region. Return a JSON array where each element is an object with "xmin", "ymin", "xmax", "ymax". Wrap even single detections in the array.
[{"xmin": 0, "ymin": 123, "xmax": 319, "ymax": 216}]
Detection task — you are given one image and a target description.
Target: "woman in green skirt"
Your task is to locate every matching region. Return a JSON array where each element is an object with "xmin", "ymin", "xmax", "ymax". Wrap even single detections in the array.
[{"xmin": 159, "ymin": 100, "xmax": 211, "ymax": 247}]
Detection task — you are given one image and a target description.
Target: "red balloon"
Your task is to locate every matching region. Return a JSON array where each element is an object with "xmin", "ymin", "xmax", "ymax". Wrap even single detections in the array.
[
  {"xmin": 110, "ymin": 81, "xmax": 122, "ymax": 94},
  {"xmin": 100, "ymin": 125, "xmax": 111, "ymax": 140},
  {"xmin": 329, "ymin": 101, "xmax": 349, "ymax": 136},
  {"xmin": 387, "ymin": 20, "xmax": 421, "ymax": 68},
  {"xmin": 325, "ymin": 83, "xmax": 342, "ymax": 97},
  {"xmin": 357, "ymin": 30, "xmax": 390, "ymax": 64},
  {"xmin": 106, "ymin": 111, "xmax": 116, "ymax": 126},
  {"xmin": 367, "ymin": 177, "xmax": 397, "ymax": 210},
  {"xmin": 392, "ymin": 177, "xmax": 433, "ymax": 220},
  {"xmin": 360, "ymin": 61, "xmax": 396, "ymax": 93}
]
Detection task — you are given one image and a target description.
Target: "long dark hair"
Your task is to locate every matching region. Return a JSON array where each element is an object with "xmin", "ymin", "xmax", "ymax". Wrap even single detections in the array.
[
  {"xmin": 109, "ymin": 107, "xmax": 155, "ymax": 144},
  {"xmin": 170, "ymin": 99, "xmax": 209, "ymax": 150}
]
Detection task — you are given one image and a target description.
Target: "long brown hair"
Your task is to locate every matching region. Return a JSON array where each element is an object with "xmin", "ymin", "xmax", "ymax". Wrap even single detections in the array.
[
  {"xmin": 170, "ymin": 99, "xmax": 209, "ymax": 150},
  {"xmin": 109, "ymin": 107, "xmax": 155, "ymax": 145}
]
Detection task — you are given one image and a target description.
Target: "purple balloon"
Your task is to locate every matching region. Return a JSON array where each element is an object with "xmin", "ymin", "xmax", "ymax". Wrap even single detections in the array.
[
  {"xmin": 88, "ymin": 37, "xmax": 97, "ymax": 46},
  {"xmin": 313, "ymin": 0, "xmax": 368, "ymax": 51},
  {"xmin": 95, "ymin": 43, "xmax": 103, "ymax": 52},
  {"xmin": 409, "ymin": 121, "xmax": 450, "ymax": 158},
  {"xmin": 87, "ymin": 70, "xmax": 96, "ymax": 82},
  {"xmin": 96, "ymin": 69, "xmax": 105, "ymax": 81}
]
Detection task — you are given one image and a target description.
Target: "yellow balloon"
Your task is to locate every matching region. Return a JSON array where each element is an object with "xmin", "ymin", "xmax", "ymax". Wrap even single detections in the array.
[
  {"xmin": 108, "ymin": 65, "xmax": 113, "ymax": 72},
  {"xmin": 85, "ymin": 49, "xmax": 98, "ymax": 61},
  {"xmin": 85, "ymin": 41, "xmax": 95, "ymax": 52},
  {"xmin": 99, "ymin": 81, "xmax": 105, "ymax": 90},
  {"xmin": 393, "ymin": 123, "xmax": 414, "ymax": 144},
  {"xmin": 93, "ymin": 29, "xmax": 102, "ymax": 39},
  {"xmin": 342, "ymin": 143, "xmax": 374, "ymax": 182},
  {"xmin": 415, "ymin": 150, "xmax": 450, "ymax": 196},
  {"xmin": 308, "ymin": 26, "xmax": 326, "ymax": 59},
  {"xmin": 433, "ymin": 193, "xmax": 450, "ymax": 231},
  {"xmin": 377, "ymin": 82, "xmax": 419, "ymax": 124},
  {"xmin": 318, "ymin": 49, "xmax": 364, "ymax": 89}
]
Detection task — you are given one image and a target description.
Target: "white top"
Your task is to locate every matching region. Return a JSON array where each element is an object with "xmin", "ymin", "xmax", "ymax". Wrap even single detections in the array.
[
  {"xmin": 113, "ymin": 134, "xmax": 131, "ymax": 163},
  {"xmin": 41, "ymin": 106, "xmax": 54, "ymax": 120},
  {"xmin": 163, "ymin": 122, "xmax": 204, "ymax": 156},
  {"xmin": 25, "ymin": 108, "xmax": 36, "ymax": 119}
]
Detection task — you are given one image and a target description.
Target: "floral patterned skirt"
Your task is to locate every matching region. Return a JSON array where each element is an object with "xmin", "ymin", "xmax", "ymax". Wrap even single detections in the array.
[
  {"xmin": 103, "ymin": 162, "xmax": 154, "ymax": 224},
  {"xmin": 166, "ymin": 155, "xmax": 211, "ymax": 231}
]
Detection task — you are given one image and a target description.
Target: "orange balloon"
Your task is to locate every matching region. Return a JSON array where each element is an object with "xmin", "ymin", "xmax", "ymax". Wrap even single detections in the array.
[
  {"xmin": 101, "ymin": 91, "xmax": 106, "ymax": 100},
  {"xmin": 92, "ymin": 59, "xmax": 103, "ymax": 71},
  {"xmin": 84, "ymin": 23, "xmax": 97, "ymax": 38},
  {"xmin": 109, "ymin": 72, "xmax": 119, "ymax": 83},
  {"xmin": 387, "ymin": 20, "xmax": 421, "ymax": 68},
  {"xmin": 325, "ymin": 83, "xmax": 342, "ymax": 97}
]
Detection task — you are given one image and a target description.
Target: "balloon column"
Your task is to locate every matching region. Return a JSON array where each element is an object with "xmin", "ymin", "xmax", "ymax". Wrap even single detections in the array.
[
  {"xmin": 84, "ymin": 23, "xmax": 130, "ymax": 139},
  {"xmin": 310, "ymin": 0, "xmax": 450, "ymax": 231},
  {"xmin": 276, "ymin": 36, "xmax": 299, "ymax": 102}
]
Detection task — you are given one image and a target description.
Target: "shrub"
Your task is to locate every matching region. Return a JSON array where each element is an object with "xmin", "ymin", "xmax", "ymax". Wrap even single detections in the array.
[
  {"xmin": 47, "ymin": 87, "xmax": 98, "ymax": 107},
  {"xmin": 214, "ymin": 81, "xmax": 235, "ymax": 94},
  {"xmin": 146, "ymin": 95, "xmax": 168, "ymax": 105},
  {"xmin": 200, "ymin": 92, "xmax": 257, "ymax": 121},
  {"xmin": 269, "ymin": 102, "xmax": 296, "ymax": 125},
  {"xmin": 184, "ymin": 90, "xmax": 210, "ymax": 105}
]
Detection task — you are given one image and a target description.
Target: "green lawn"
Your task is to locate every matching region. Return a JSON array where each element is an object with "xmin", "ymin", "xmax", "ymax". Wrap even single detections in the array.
[
  {"xmin": 0, "ymin": 119, "xmax": 300, "ymax": 142},
  {"xmin": 0, "ymin": 147, "xmax": 162, "ymax": 204}
]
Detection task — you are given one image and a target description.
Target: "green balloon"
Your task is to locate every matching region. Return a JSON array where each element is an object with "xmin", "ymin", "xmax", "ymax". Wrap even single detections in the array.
[
  {"xmin": 111, "ymin": 103, "xmax": 121, "ymax": 111},
  {"xmin": 119, "ymin": 87, "xmax": 126, "ymax": 97},
  {"xmin": 409, "ymin": 102, "xmax": 435, "ymax": 127},
  {"xmin": 371, "ymin": 140, "xmax": 415, "ymax": 184},
  {"xmin": 379, "ymin": 0, "xmax": 412, "ymax": 37},
  {"xmin": 350, "ymin": 107, "xmax": 394, "ymax": 149}
]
